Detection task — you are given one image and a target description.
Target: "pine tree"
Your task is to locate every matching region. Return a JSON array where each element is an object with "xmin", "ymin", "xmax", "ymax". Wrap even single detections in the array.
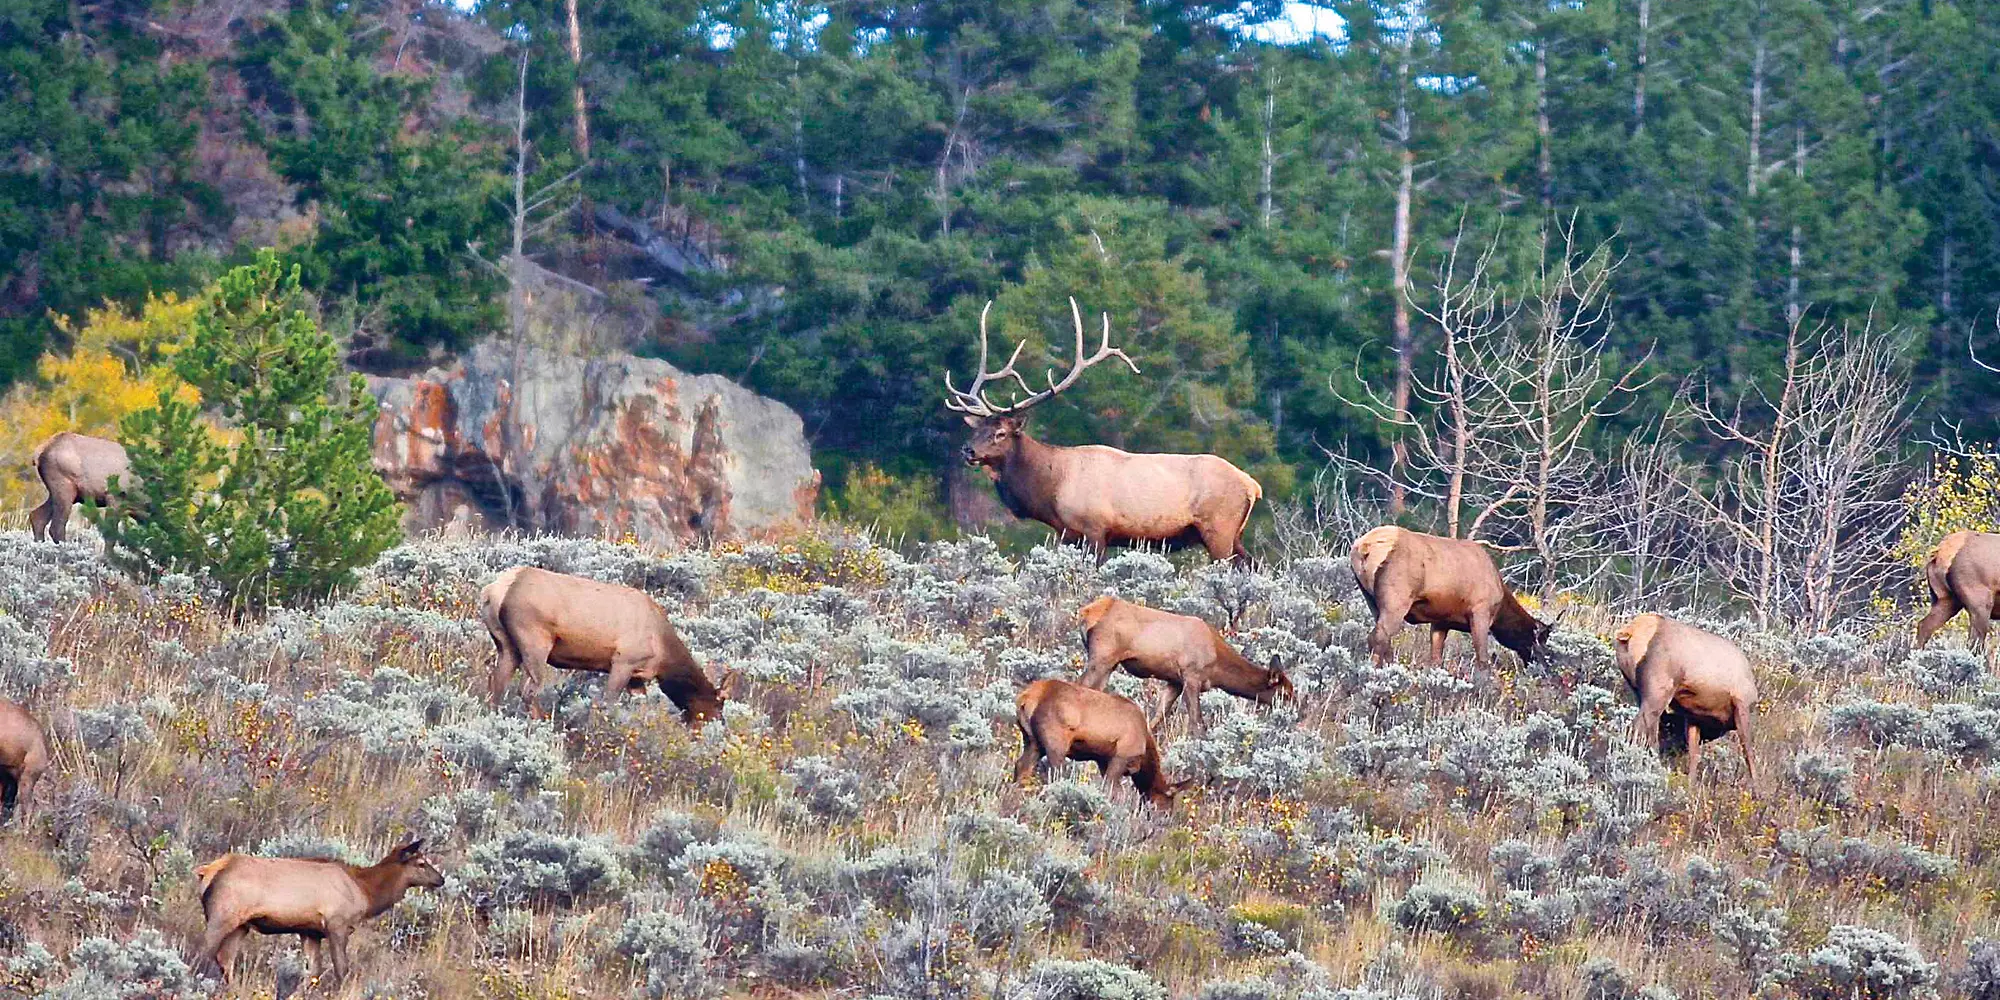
[{"xmin": 94, "ymin": 251, "xmax": 402, "ymax": 612}]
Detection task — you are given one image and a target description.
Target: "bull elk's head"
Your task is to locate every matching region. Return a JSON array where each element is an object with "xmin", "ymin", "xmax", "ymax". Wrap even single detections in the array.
[{"xmin": 943, "ymin": 298, "xmax": 1139, "ymax": 469}]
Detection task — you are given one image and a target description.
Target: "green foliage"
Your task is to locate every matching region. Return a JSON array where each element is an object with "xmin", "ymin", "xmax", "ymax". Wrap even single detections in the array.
[
  {"xmin": 823, "ymin": 464, "xmax": 956, "ymax": 546},
  {"xmin": 239, "ymin": 0, "xmax": 507, "ymax": 365},
  {"xmin": 94, "ymin": 252, "xmax": 402, "ymax": 611}
]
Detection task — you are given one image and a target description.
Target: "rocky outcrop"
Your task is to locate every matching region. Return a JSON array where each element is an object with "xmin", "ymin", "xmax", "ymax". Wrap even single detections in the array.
[{"xmin": 368, "ymin": 341, "xmax": 819, "ymax": 546}]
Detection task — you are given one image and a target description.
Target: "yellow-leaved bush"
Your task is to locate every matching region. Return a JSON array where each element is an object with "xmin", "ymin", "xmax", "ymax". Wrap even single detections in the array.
[
  {"xmin": 0, "ymin": 294, "xmax": 203, "ymax": 513},
  {"xmin": 1894, "ymin": 452, "xmax": 2000, "ymax": 577}
]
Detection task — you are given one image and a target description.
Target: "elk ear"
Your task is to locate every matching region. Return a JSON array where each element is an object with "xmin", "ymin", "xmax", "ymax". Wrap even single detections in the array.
[
  {"xmin": 962, "ymin": 414, "xmax": 982, "ymax": 427},
  {"xmin": 397, "ymin": 839, "xmax": 426, "ymax": 860},
  {"xmin": 999, "ymin": 414, "xmax": 1025, "ymax": 431},
  {"xmin": 718, "ymin": 667, "xmax": 743, "ymax": 701}
]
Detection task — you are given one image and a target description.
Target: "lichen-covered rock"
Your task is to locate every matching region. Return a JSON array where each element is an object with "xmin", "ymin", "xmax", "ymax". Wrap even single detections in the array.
[{"xmin": 368, "ymin": 341, "xmax": 819, "ymax": 546}]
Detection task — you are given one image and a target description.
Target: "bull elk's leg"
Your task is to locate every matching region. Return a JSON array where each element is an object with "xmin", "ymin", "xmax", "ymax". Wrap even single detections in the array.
[
  {"xmin": 1915, "ymin": 591, "xmax": 1962, "ymax": 649},
  {"xmin": 10, "ymin": 767, "xmax": 36, "ymax": 826},
  {"xmin": 1733, "ymin": 697, "xmax": 1757, "ymax": 790}
]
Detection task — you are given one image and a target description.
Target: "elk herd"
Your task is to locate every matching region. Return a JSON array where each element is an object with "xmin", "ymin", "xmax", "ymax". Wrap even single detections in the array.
[{"xmin": 3, "ymin": 299, "xmax": 1997, "ymax": 988}]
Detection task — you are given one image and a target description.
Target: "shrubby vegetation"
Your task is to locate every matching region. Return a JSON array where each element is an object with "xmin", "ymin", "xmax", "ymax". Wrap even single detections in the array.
[{"xmin": 0, "ymin": 528, "xmax": 1991, "ymax": 997}]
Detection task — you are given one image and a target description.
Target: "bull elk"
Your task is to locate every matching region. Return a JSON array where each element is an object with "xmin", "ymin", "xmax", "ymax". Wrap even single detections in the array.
[
  {"xmin": 28, "ymin": 432, "xmax": 131, "ymax": 543},
  {"xmin": 0, "ymin": 698, "xmax": 50, "ymax": 826},
  {"xmin": 1614, "ymin": 613, "xmax": 1758, "ymax": 787},
  {"xmin": 1349, "ymin": 526, "xmax": 1552, "ymax": 671},
  {"xmin": 1014, "ymin": 678, "xmax": 1194, "ymax": 807},
  {"xmin": 195, "ymin": 839, "xmax": 445, "ymax": 987},
  {"xmin": 1076, "ymin": 595, "xmax": 1293, "ymax": 736},
  {"xmin": 944, "ymin": 299, "xmax": 1263, "ymax": 563},
  {"xmin": 479, "ymin": 566, "xmax": 734, "ymax": 724},
  {"xmin": 1916, "ymin": 530, "xmax": 2000, "ymax": 667}
]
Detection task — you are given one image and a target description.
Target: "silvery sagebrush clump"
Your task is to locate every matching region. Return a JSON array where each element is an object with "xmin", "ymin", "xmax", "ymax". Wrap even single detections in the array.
[
  {"xmin": 457, "ymin": 829, "xmax": 633, "ymax": 910},
  {"xmin": 1901, "ymin": 646, "xmax": 1987, "ymax": 696},
  {"xmin": 36, "ymin": 929, "xmax": 206, "ymax": 1000},
  {"xmin": 1010, "ymin": 958, "xmax": 1168, "ymax": 1000},
  {"xmin": 612, "ymin": 902, "xmax": 711, "ymax": 1000},
  {"xmin": 783, "ymin": 754, "xmax": 867, "ymax": 822},
  {"xmin": 1789, "ymin": 748, "xmax": 1857, "ymax": 808},
  {"xmin": 1775, "ymin": 924, "xmax": 1938, "ymax": 1000},
  {"xmin": 1167, "ymin": 697, "xmax": 1325, "ymax": 794}
]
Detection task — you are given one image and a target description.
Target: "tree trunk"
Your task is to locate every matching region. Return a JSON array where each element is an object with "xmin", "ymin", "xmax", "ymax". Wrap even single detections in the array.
[
  {"xmin": 1388, "ymin": 36, "xmax": 1416, "ymax": 517},
  {"xmin": 1785, "ymin": 125, "xmax": 1805, "ymax": 327},
  {"xmin": 565, "ymin": 0, "xmax": 595, "ymax": 254},
  {"xmin": 1632, "ymin": 0, "xmax": 1649, "ymax": 137},
  {"xmin": 1536, "ymin": 38, "xmax": 1553, "ymax": 212},
  {"xmin": 1260, "ymin": 66, "xmax": 1278, "ymax": 230}
]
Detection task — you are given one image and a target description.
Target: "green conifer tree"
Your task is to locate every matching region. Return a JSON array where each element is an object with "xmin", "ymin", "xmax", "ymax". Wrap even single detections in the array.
[{"xmin": 95, "ymin": 251, "xmax": 402, "ymax": 611}]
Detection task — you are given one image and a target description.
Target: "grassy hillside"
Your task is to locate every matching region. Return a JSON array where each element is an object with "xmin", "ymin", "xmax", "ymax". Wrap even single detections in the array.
[{"xmin": 0, "ymin": 528, "xmax": 1995, "ymax": 1000}]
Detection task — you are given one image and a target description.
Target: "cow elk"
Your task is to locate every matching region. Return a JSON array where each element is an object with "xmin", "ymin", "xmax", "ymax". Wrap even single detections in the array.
[
  {"xmin": 1349, "ymin": 526, "xmax": 1553, "ymax": 671},
  {"xmin": 1014, "ymin": 679, "xmax": 1194, "ymax": 807},
  {"xmin": 29, "ymin": 432, "xmax": 131, "ymax": 543},
  {"xmin": 195, "ymin": 839, "xmax": 445, "ymax": 987},
  {"xmin": 1614, "ymin": 613, "xmax": 1758, "ymax": 788},
  {"xmin": 479, "ymin": 566, "xmax": 734, "ymax": 724},
  {"xmin": 945, "ymin": 299, "xmax": 1263, "ymax": 563},
  {"xmin": 1916, "ymin": 530, "xmax": 2000, "ymax": 667},
  {"xmin": 1076, "ymin": 595, "xmax": 1293, "ymax": 736},
  {"xmin": 0, "ymin": 698, "xmax": 50, "ymax": 826}
]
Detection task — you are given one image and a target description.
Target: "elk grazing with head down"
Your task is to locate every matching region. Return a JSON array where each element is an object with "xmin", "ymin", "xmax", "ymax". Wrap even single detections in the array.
[
  {"xmin": 1916, "ymin": 530, "xmax": 2000, "ymax": 667},
  {"xmin": 1349, "ymin": 526, "xmax": 1553, "ymax": 671},
  {"xmin": 1076, "ymin": 595, "xmax": 1293, "ymax": 736},
  {"xmin": 0, "ymin": 698, "xmax": 50, "ymax": 826},
  {"xmin": 1014, "ymin": 678, "xmax": 1194, "ymax": 807},
  {"xmin": 479, "ymin": 566, "xmax": 734, "ymax": 724},
  {"xmin": 195, "ymin": 839, "xmax": 445, "ymax": 987},
  {"xmin": 1614, "ymin": 613, "xmax": 1758, "ymax": 787},
  {"xmin": 945, "ymin": 299, "xmax": 1263, "ymax": 564},
  {"xmin": 28, "ymin": 431, "xmax": 131, "ymax": 543}
]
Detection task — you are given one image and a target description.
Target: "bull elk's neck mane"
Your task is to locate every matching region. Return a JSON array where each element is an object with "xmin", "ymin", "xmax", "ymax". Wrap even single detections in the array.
[
  {"xmin": 993, "ymin": 432, "xmax": 1067, "ymax": 524},
  {"xmin": 1491, "ymin": 593, "xmax": 1542, "ymax": 659}
]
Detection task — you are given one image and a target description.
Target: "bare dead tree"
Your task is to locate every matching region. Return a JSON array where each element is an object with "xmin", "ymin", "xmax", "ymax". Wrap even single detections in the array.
[
  {"xmin": 1683, "ymin": 314, "xmax": 1914, "ymax": 631},
  {"xmin": 1569, "ymin": 417, "xmax": 1705, "ymax": 611},
  {"xmin": 1340, "ymin": 217, "xmax": 1653, "ymax": 599}
]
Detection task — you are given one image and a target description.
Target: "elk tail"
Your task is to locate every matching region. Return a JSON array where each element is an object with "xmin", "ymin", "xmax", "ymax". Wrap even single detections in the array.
[
  {"xmin": 1929, "ymin": 533, "xmax": 1972, "ymax": 602},
  {"xmin": 195, "ymin": 856, "xmax": 236, "ymax": 907},
  {"xmin": 1349, "ymin": 526, "xmax": 1402, "ymax": 595}
]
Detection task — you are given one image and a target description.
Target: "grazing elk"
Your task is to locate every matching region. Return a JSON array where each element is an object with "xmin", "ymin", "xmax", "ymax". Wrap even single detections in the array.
[
  {"xmin": 945, "ymin": 299, "xmax": 1263, "ymax": 563},
  {"xmin": 1014, "ymin": 678, "xmax": 1194, "ymax": 807},
  {"xmin": 195, "ymin": 839, "xmax": 445, "ymax": 987},
  {"xmin": 1916, "ymin": 530, "xmax": 2000, "ymax": 666},
  {"xmin": 28, "ymin": 432, "xmax": 131, "ymax": 543},
  {"xmin": 1349, "ymin": 526, "xmax": 1553, "ymax": 671},
  {"xmin": 1076, "ymin": 595, "xmax": 1294, "ymax": 736},
  {"xmin": 0, "ymin": 698, "xmax": 50, "ymax": 826},
  {"xmin": 1614, "ymin": 613, "xmax": 1758, "ymax": 787},
  {"xmin": 479, "ymin": 566, "xmax": 732, "ymax": 723}
]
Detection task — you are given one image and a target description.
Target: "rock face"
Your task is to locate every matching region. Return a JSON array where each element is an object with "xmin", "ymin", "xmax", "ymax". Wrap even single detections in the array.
[{"xmin": 368, "ymin": 341, "xmax": 819, "ymax": 546}]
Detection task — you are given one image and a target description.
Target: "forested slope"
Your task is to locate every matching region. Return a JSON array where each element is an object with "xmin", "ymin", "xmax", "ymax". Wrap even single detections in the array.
[{"xmin": 5, "ymin": 0, "xmax": 2000, "ymax": 520}]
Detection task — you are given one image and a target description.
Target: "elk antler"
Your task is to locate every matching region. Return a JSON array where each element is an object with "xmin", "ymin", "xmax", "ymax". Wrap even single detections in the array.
[{"xmin": 942, "ymin": 297, "xmax": 1140, "ymax": 417}]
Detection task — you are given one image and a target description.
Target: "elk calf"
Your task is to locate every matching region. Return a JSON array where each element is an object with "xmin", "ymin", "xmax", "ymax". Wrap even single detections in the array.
[
  {"xmin": 1349, "ymin": 526, "xmax": 1552, "ymax": 671},
  {"xmin": 29, "ymin": 432, "xmax": 131, "ymax": 543},
  {"xmin": 479, "ymin": 566, "xmax": 730, "ymax": 723},
  {"xmin": 196, "ymin": 839, "xmax": 445, "ymax": 987},
  {"xmin": 946, "ymin": 299, "xmax": 1262, "ymax": 562},
  {"xmin": 1014, "ymin": 679, "xmax": 1192, "ymax": 807},
  {"xmin": 1076, "ymin": 596, "xmax": 1293, "ymax": 736},
  {"xmin": 1916, "ymin": 530, "xmax": 2000, "ymax": 666},
  {"xmin": 1614, "ymin": 614, "xmax": 1758, "ymax": 787},
  {"xmin": 0, "ymin": 699, "xmax": 50, "ymax": 825}
]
